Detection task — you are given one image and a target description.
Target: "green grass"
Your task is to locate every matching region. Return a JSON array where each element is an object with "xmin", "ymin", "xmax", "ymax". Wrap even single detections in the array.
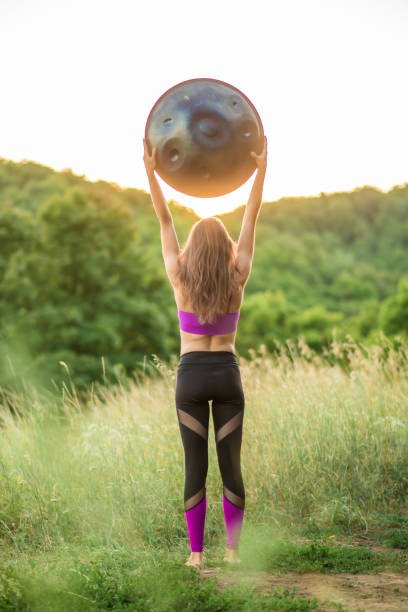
[
  {"xmin": 0, "ymin": 546, "xmax": 321, "ymax": 611},
  {"xmin": 1, "ymin": 539, "xmax": 405, "ymax": 610},
  {"xmin": 0, "ymin": 337, "xmax": 407, "ymax": 609},
  {"xmin": 384, "ymin": 529, "xmax": 408, "ymax": 549},
  {"xmin": 235, "ymin": 528, "xmax": 406, "ymax": 573}
]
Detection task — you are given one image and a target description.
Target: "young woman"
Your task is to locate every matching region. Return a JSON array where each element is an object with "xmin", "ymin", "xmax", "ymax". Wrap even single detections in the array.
[{"xmin": 143, "ymin": 136, "xmax": 267, "ymax": 569}]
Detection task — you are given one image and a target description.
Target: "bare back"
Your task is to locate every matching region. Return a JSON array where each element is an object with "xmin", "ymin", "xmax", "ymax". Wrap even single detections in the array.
[
  {"xmin": 173, "ymin": 266, "xmax": 248, "ymax": 355},
  {"xmin": 171, "ymin": 143, "xmax": 265, "ymax": 355}
]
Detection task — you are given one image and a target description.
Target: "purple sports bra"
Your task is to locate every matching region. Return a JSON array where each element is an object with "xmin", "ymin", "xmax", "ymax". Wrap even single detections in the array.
[{"xmin": 177, "ymin": 294, "xmax": 240, "ymax": 335}]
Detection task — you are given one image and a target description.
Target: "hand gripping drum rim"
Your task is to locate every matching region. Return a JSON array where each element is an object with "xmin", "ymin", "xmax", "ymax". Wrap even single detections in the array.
[{"xmin": 145, "ymin": 77, "xmax": 264, "ymax": 198}]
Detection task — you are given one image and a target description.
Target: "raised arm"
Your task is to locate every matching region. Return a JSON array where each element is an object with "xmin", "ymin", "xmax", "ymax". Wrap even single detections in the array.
[
  {"xmin": 235, "ymin": 136, "xmax": 267, "ymax": 285},
  {"xmin": 143, "ymin": 139, "xmax": 174, "ymax": 225},
  {"xmin": 143, "ymin": 139, "xmax": 180, "ymax": 284}
]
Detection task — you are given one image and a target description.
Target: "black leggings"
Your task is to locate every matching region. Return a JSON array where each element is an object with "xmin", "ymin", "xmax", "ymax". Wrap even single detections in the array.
[{"xmin": 175, "ymin": 350, "xmax": 245, "ymax": 511}]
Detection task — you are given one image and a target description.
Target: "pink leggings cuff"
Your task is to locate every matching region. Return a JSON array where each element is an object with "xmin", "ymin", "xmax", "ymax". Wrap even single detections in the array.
[
  {"xmin": 223, "ymin": 494, "xmax": 244, "ymax": 549},
  {"xmin": 185, "ymin": 495, "xmax": 207, "ymax": 552}
]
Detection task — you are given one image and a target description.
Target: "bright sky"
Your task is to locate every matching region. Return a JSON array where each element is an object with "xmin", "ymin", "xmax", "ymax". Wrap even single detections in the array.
[{"xmin": 1, "ymin": 0, "xmax": 407, "ymax": 218}]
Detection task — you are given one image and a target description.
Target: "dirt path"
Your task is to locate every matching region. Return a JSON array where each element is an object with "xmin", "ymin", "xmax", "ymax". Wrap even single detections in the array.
[{"xmin": 201, "ymin": 568, "xmax": 408, "ymax": 611}]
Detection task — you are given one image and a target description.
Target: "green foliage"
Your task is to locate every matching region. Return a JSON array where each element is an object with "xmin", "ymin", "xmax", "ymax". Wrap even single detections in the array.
[
  {"xmin": 239, "ymin": 290, "xmax": 296, "ymax": 351},
  {"xmin": 0, "ymin": 177, "xmax": 175, "ymax": 389},
  {"xmin": 0, "ymin": 548, "xmax": 320, "ymax": 611},
  {"xmin": 239, "ymin": 292, "xmax": 344, "ymax": 352},
  {"xmin": 379, "ymin": 276, "xmax": 408, "ymax": 336},
  {"xmin": 0, "ymin": 158, "xmax": 407, "ymax": 388},
  {"xmin": 385, "ymin": 529, "xmax": 408, "ymax": 549},
  {"xmin": 0, "ymin": 341, "xmax": 407, "ymax": 610},
  {"xmin": 246, "ymin": 537, "xmax": 387, "ymax": 574}
]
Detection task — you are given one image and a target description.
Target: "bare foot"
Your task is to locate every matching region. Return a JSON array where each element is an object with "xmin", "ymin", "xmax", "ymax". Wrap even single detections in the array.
[
  {"xmin": 185, "ymin": 551, "xmax": 203, "ymax": 569},
  {"xmin": 224, "ymin": 548, "xmax": 242, "ymax": 563}
]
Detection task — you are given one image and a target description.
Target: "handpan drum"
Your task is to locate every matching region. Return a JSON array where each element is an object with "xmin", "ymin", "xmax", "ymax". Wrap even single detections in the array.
[{"xmin": 145, "ymin": 78, "xmax": 264, "ymax": 198}]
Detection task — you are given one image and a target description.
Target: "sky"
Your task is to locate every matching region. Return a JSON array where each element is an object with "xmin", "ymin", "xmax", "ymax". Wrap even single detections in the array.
[{"xmin": 1, "ymin": 0, "xmax": 407, "ymax": 217}]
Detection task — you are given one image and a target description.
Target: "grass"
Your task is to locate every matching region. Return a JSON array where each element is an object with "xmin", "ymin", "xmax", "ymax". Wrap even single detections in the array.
[
  {"xmin": 1, "ymin": 546, "xmax": 322, "ymax": 611},
  {"xmin": 234, "ymin": 527, "xmax": 407, "ymax": 573},
  {"xmin": 0, "ymin": 336, "xmax": 407, "ymax": 609}
]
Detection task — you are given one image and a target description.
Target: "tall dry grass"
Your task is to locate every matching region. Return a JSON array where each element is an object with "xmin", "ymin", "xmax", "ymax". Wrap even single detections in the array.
[{"xmin": 0, "ymin": 336, "xmax": 407, "ymax": 557}]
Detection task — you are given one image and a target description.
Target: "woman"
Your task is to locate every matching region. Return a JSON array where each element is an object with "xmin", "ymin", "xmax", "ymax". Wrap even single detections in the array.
[{"xmin": 143, "ymin": 136, "xmax": 267, "ymax": 569}]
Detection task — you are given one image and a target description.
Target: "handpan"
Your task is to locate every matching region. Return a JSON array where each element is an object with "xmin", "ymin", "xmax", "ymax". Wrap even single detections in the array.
[{"xmin": 145, "ymin": 78, "xmax": 264, "ymax": 197}]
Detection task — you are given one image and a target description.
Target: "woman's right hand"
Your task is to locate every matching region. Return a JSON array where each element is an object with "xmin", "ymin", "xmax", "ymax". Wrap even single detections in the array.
[{"xmin": 250, "ymin": 136, "xmax": 267, "ymax": 172}]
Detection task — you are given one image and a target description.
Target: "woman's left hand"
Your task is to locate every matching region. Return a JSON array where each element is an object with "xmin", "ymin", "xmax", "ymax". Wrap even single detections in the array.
[
  {"xmin": 250, "ymin": 136, "xmax": 267, "ymax": 172},
  {"xmin": 143, "ymin": 139, "xmax": 157, "ymax": 176}
]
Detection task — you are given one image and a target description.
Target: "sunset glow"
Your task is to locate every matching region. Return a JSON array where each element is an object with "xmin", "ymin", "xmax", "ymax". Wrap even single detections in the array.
[{"xmin": 1, "ymin": 0, "xmax": 407, "ymax": 217}]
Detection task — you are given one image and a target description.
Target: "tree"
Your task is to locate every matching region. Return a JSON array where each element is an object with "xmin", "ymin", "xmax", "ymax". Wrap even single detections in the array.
[{"xmin": 379, "ymin": 277, "xmax": 408, "ymax": 337}]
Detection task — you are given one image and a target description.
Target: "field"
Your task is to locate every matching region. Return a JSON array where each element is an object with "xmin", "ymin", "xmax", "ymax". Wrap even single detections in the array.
[{"xmin": 0, "ymin": 337, "xmax": 407, "ymax": 610}]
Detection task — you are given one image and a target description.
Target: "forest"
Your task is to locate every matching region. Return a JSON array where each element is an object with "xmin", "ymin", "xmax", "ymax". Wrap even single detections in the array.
[{"xmin": 0, "ymin": 157, "xmax": 407, "ymax": 389}]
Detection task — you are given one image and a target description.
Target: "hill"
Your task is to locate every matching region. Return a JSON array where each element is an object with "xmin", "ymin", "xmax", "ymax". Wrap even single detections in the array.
[{"xmin": 0, "ymin": 157, "xmax": 407, "ymax": 388}]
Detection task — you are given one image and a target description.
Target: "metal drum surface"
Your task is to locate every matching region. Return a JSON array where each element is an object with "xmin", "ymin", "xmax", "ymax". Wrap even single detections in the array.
[{"xmin": 145, "ymin": 78, "xmax": 264, "ymax": 197}]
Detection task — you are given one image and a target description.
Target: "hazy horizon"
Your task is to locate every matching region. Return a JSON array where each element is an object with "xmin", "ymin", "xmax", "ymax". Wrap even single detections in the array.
[
  {"xmin": 1, "ymin": 0, "xmax": 407, "ymax": 217},
  {"xmin": 3, "ymin": 153, "xmax": 407, "ymax": 219}
]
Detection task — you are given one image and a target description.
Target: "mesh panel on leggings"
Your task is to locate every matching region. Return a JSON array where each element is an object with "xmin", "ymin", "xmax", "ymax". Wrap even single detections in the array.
[{"xmin": 175, "ymin": 351, "xmax": 245, "ymax": 511}]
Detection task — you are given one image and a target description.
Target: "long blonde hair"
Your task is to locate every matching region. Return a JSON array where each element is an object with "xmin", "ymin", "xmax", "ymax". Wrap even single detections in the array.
[{"xmin": 176, "ymin": 216, "xmax": 239, "ymax": 325}]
